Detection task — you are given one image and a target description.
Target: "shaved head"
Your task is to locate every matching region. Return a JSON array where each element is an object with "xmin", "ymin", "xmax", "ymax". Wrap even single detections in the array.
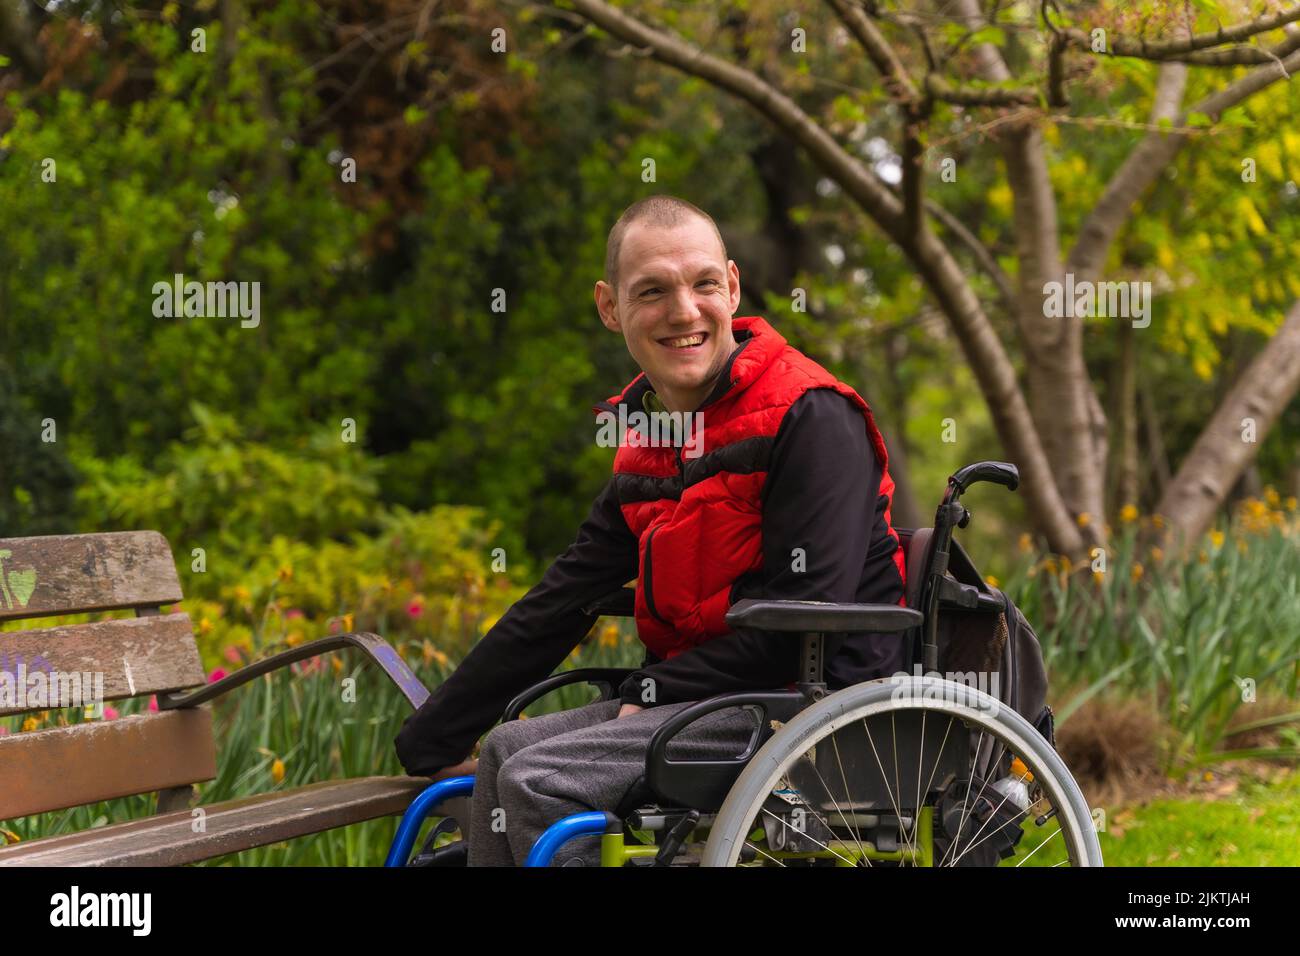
[{"xmin": 604, "ymin": 195, "xmax": 727, "ymax": 299}]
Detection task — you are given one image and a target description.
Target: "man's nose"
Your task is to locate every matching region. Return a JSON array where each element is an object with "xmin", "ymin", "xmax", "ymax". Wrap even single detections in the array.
[{"xmin": 666, "ymin": 285, "xmax": 702, "ymax": 322}]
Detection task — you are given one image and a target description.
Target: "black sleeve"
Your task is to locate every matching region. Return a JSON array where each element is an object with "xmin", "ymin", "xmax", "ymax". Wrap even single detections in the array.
[
  {"xmin": 394, "ymin": 477, "xmax": 639, "ymax": 776},
  {"xmin": 616, "ymin": 388, "xmax": 882, "ymax": 708}
]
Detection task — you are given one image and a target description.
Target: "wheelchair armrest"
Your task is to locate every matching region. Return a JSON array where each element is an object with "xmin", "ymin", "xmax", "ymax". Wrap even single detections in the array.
[
  {"xmin": 644, "ymin": 690, "xmax": 806, "ymax": 813},
  {"xmin": 581, "ymin": 587, "xmax": 635, "ymax": 618},
  {"xmin": 725, "ymin": 599, "xmax": 923, "ymax": 633},
  {"xmin": 501, "ymin": 667, "xmax": 637, "ymax": 722}
]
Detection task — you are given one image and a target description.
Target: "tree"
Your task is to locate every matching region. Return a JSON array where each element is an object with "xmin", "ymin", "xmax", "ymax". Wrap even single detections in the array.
[{"xmin": 542, "ymin": 0, "xmax": 1300, "ymax": 554}]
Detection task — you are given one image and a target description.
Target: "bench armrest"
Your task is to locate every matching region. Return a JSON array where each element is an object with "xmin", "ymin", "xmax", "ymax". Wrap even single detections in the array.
[{"xmin": 157, "ymin": 632, "xmax": 430, "ymax": 711}]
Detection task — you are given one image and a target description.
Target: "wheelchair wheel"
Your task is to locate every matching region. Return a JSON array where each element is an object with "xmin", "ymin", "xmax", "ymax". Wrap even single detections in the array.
[{"xmin": 700, "ymin": 676, "xmax": 1102, "ymax": 867}]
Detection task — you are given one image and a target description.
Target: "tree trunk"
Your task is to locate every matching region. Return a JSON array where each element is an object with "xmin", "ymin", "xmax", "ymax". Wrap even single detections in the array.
[{"xmin": 1156, "ymin": 298, "xmax": 1300, "ymax": 545}]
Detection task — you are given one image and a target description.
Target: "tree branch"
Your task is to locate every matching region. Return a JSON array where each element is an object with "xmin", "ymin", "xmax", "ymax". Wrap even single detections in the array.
[
  {"xmin": 1068, "ymin": 35, "xmax": 1300, "ymax": 282},
  {"xmin": 923, "ymin": 73, "xmax": 1041, "ymax": 106},
  {"xmin": 924, "ymin": 198, "xmax": 1016, "ymax": 312},
  {"xmin": 824, "ymin": 0, "xmax": 921, "ymax": 106},
  {"xmin": 1061, "ymin": 3, "xmax": 1300, "ymax": 62},
  {"xmin": 564, "ymin": 0, "xmax": 906, "ymax": 235}
]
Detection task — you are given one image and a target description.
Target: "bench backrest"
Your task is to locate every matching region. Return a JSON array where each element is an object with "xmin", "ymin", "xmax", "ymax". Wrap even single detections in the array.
[{"xmin": 0, "ymin": 531, "xmax": 214, "ymax": 820}]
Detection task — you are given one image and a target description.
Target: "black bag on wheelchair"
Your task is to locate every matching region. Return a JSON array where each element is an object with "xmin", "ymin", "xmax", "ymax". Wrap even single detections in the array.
[
  {"xmin": 932, "ymin": 585, "xmax": 1055, "ymax": 865},
  {"xmin": 933, "ymin": 585, "xmax": 1055, "ymax": 749}
]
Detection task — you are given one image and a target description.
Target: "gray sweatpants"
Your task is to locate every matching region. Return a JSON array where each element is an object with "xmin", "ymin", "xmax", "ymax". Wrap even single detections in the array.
[{"xmin": 466, "ymin": 698, "xmax": 759, "ymax": 866}]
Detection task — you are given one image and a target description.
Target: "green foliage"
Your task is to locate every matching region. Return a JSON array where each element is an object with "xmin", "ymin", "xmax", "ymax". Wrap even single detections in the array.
[{"xmin": 70, "ymin": 401, "xmax": 385, "ymax": 564}]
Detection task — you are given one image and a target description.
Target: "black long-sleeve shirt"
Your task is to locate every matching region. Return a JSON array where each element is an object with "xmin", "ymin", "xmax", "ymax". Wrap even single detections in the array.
[{"xmin": 393, "ymin": 388, "xmax": 905, "ymax": 777}]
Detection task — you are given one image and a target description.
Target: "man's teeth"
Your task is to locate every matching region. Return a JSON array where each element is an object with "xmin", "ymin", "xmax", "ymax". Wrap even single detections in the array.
[{"xmin": 664, "ymin": 334, "xmax": 705, "ymax": 348}]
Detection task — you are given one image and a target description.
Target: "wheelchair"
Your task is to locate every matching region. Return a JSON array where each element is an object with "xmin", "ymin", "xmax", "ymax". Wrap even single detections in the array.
[{"xmin": 385, "ymin": 461, "xmax": 1103, "ymax": 867}]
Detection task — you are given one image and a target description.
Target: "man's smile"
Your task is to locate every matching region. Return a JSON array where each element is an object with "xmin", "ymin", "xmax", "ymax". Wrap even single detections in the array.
[{"xmin": 657, "ymin": 331, "xmax": 709, "ymax": 352}]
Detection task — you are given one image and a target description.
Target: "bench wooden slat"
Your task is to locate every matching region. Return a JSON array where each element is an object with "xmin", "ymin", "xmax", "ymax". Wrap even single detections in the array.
[
  {"xmin": 0, "ymin": 710, "xmax": 216, "ymax": 820},
  {"xmin": 0, "ymin": 613, "xmax": 205, "ymax": 717},
  {"xmin": 0, "ymin": 532, "xmax": 182, "ymax": 622},
  {"xmin": 0, "ymin": 776, "xmax": 430, "ymax": 866}
]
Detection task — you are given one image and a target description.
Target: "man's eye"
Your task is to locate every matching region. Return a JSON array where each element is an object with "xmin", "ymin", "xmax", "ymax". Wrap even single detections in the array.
[
  {"xmin": 697, "ymin": 279, "xmax": 719, "ymax": 288},
  {"xmin": 640, "ymin": 288, "xmax": 660, "ymax": 297}
]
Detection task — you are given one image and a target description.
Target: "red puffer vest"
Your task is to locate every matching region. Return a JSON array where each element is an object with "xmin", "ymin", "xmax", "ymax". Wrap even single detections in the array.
[{"xmin": 592, "ymin": 315, "xmax": 905, "ymax": 661}]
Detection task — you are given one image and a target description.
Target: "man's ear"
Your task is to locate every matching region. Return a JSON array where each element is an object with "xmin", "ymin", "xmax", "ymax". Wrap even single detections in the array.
[
  {"xmin": 726, "ymin": 259, "xmax": 742, "ymax": 314},
  {"xmin": 595, "ymin": 280, "xmax": 621, "ymax": 332}
]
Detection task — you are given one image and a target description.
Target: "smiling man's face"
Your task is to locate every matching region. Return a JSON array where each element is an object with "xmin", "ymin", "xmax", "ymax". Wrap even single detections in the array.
[{"xmin": 595, "ymin": 215, "xmax": 742, "ymax": 414}]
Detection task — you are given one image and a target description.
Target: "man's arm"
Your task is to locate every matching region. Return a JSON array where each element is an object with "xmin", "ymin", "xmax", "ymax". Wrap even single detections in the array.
[
  {"xmin": 616, "ymin": 388, "xmax": 891, "ymax": 708},
  {"xmin": 394, "ymin": 477, "xmax": 639, "ymax": 776}
]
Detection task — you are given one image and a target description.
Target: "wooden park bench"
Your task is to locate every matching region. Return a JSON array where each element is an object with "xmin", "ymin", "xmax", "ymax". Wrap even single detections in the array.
[{"xmin": 0, "ymin": 531, "xmax": 431, "ymax": 866}]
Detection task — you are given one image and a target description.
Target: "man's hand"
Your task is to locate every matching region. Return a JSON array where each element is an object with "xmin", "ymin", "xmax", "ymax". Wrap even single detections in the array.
[
  {"xmin": 429, "ymin": 757, "xmax": 478, "ymax": 782},
  {"xmin": 617, "ymin": 703, "xmax": 644, "ymax": 719}
]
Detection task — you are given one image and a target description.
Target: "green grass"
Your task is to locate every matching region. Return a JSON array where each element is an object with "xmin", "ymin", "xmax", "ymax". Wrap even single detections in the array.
[{"xmin": 1094, "ymin": 769, "xmax": 1300, "ymax": 866}]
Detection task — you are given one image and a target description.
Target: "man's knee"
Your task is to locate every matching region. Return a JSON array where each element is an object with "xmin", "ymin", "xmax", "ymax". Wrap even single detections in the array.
[{"xmin": 479, "ymin": 719, "xmax": 533, "ymax": 769}]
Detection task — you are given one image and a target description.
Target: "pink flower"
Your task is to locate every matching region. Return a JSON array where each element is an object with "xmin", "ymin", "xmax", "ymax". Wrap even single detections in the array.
[
  {"xmin": 103, "ymin": 706, "xmax": 119, "ymax": 720},
  {"xmin": 224, "ymin": 644, "xmax": 244, "ymax": 665},
  {"xmin": 285, "ymin": 609, "xmax": 305, "ymax": 620},
  {"xmin": 0, "ymin": 726, "xmax": 9, "ymax": 736},
  {"xmin": 208, "ymin": 668, "xmax": 227, "ymax": 684},
  {"xmin": 148, "ymin": 695, "xmax": 159, "ymax": 712},
  {"xmin": 407, "ymin": 600, "xmax": 424, "ymax": 619}
]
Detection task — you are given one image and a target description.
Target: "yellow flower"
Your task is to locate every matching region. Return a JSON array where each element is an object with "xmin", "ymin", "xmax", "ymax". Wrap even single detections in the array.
[
  {"xmin": 1076, "ymin": 512, "xmax": 1091, "ymax": 528},
  {"xmin": 234, "ymin": 585, "xmax": 251, "ymax": 603},
  {"xmin": 286, "ymin": 630, "xmax": 303, "ymax": 648},
  {"xmin": 1092, "ymin": 570, "xmax": 1105, "ymax": 584},
  {"xmin": 432, "ymin": 649, "xmax": 449, "ymax": 667},
  {"xmin": 599, "ymin": 623, "xmax": 620, "ymax": 648},
  {"xmin": 277, "ymin": 565, "xmax": 294, "ymax": 583},
  {"xmin": 1150, "ymin": 546, "xmax": 1164, "ymax": 563},
  {"xmin": 1151, "ymin": 514, "xmax": 1165, "ymax": 530},
  {"xmin": 343, "ymin": 613, "xmax": 354, "ymax": 633},
  {"xmin": 0, "ymin": 828, "xmax": 20, "ymax": 845},
  {"xmin": 1017, "ymin": 533, "xmax": 1033, "ymax": 554},
  {"xmin": 984, "ymin": 574, "xmax": 1000, "ymax": 588},
  {"xmin": 1042, "ymin": 556, "xmax": 1058, "ymax": 575},
  {"xmin": 1059, "ymin": 555, "xmax": 1073, "ymax": 575},
  {"xmin": 1203, "ymin": 771, "xmax": 1214, "ymax": 782},
  {"xmin": 1237, "ymin": 539, "xmax": 1248, "ymax": 555},
  {"xmin": 1209, "ymin": 529, "xmax": 1225, "ymax": 549},
  {"xmin": 331, "ymin": 656, "xmax": 343, "ymax": 675},
  {"xmin": 271, "ymin": 759, "xmax": 286, "ymax": 784},
  {"xmin": 1119, "ymin": 504, "xmax": 1139, "ymax": 524},
  {"xmin": 1131, "ymin": 562, "xmax": 1145, "ymax": 582},
  {"xmin": 1286, "ymin": 496, "xmax": 1297, "ymax": 512},
  {"xmin": 1264, "ymin": 487, "xmax": 1281, "ymax": 508},
  {"xmin": 199, "ymin": 617, "xmax": 213, "ymax": 635},
  {"xmin": 21, "ymin": 717, "xmax": 38, "ymax": 732}
]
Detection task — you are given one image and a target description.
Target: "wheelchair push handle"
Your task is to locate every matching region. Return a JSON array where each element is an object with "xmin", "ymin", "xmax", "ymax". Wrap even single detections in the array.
[{"xmin": 948, "ymin": 461, "xmax": 1019, "ymax": 496}]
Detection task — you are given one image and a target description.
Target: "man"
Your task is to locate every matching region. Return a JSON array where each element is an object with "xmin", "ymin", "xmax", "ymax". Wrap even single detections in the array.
[{"xmin": 394, "ymin": 195, "xmax": 907, "ymax": 866}]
